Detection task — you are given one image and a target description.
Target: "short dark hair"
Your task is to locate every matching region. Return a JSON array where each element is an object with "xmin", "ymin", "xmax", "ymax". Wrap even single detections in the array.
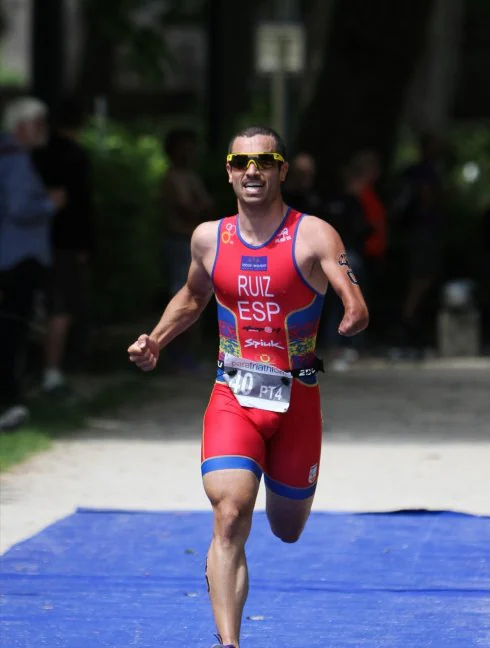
[
  {"xmin": 228, "ymin": 125, "xmax": 288, "ymax": 160},
  {"xmin": 164, "ymin": 128, "xmax": 197, "ymax": 158}
]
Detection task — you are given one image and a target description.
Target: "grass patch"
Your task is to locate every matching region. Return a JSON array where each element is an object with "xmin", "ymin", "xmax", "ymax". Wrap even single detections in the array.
[
  {"xmin": 0, "ymin": 429, "xmax": 52, "ymax": 472},
  {"xmin": 0, "ymin": 372, "xmax": 157, "ymax": 473}
]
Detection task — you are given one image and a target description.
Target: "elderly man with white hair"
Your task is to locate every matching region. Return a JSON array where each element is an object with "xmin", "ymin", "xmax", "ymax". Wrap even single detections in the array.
[{"xmin": 0, "ymin": 97, "xmax": 65, "ymax": 431}]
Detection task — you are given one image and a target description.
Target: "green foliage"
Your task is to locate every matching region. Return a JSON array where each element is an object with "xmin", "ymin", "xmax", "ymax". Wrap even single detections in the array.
[
  {"xmin": 393, "ymin": 122, "xmax": 490, "ymax": 253},
  {"xmin": 448, "ymin": 124, "xmax": 490, "ymax": 211},
  {"xmin": 443, "ymin": 124, "xmax": 490, "ymax": 259},
  {"xmin": 0, "ymin": 68, "xmax": 26, "ymax": 87},
  {"xmin": 82, "ymin": 121, "xmax": 168, "ymax": 323},
  {"xmin": 81, "ymin": 0, "xmax": 205, "ymax": 86}
]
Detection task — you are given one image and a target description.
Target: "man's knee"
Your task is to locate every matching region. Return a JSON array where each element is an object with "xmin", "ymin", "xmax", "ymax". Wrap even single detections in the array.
[
  {"xmin": 269, "ymin": 521, "xmax": 304, "ymax": 544},
  {"xmin": 213, "ymin": 500, "xmax": 253, "ymax": 547},
  {"xmin": 266, "ymin": 491, "xmax": 313, "ymax": 544}
]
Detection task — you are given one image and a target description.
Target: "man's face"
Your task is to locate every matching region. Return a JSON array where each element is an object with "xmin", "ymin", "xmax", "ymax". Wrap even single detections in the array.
[
  {"xmin": 17, "ymin": 116, "xmax": 48, "ymax": 148},
  {"xmin": 292, "ymin": 153, "xmax": 316, "ymax": 192},
  {"xmin": 226, "ymin": 135, "xmax": 288, "ymax": 207}
]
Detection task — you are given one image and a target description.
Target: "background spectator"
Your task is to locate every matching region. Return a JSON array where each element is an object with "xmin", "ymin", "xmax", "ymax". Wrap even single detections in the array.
[
  {"xmin": 322, "ymin": 159, "xmax": 373, "ymax": 369},
  {"xmin": 161, "ymin": 128, "xmax": 213, "ymax": 371},
  {"xmin": 282, "ymin": 152, "xmax": 323, "ymax": 215},
  {"xmin": 33, "ymin": 97, "xmax": 95, "ymax": 399},
  {"xmin": 352, "ymin": 150, "xmax": 388, "ymax": 338},
  {"xmin": 0, "ymin": 97, "xmax": 64, "ymax": 430},
  {"xmin": 391, "ymin": 132, "xmax": 446, "ymax": 356}
]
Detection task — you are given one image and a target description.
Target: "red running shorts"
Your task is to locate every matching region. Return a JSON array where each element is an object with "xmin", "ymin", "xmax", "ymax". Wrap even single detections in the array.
[{"xmin": 201, "ymin": 380, "xmax": 322, "ymax": 499}]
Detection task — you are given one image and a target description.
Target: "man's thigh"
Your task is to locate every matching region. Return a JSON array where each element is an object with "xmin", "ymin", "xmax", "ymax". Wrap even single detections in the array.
[
  {"xmin": 201, "ymin": 382, "xmax": 266, "ymax": 481},
  {"xmin": 264, "ymin": 380, "xmax": 323, "ymax": 500}
]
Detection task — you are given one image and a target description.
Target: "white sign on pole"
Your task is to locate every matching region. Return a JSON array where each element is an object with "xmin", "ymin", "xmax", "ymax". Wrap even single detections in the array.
[{"xmin": 256, "ymin": 22, "xmax": 306, "ymax": 75}]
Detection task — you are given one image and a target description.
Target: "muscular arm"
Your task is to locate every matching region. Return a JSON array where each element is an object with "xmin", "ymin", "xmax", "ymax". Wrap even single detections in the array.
[
  {"xmin": 305, "ymin": 216, "xmax": 369, "ymax": 336},
  {"xmin": 149, "ymin": 222, "xmax": 215, "ymax": 348}
]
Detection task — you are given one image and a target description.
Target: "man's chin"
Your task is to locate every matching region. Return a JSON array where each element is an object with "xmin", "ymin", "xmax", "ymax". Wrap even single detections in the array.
[{"xmin": 240, "ymin": 192, "xmax": 268, "ymax": 205}]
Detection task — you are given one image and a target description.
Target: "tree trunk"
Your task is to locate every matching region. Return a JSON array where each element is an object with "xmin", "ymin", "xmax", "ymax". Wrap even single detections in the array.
[
  {"xmin": 405, "ymin": 0, "xmax": 465, "ymax": 133},
  {"xmin": 299, "ymin": 0, "xmax": 337, "ymax": 113},
  {"xmin": 75, "ymin": 1, "xmax": 116, "ymax": 106},
  {"xmin": 32, "ymin": 0, "xmax": 64, "ymax": 112},
  {"xmin": 296, "ymin": 0, "xmax": 435, "ymax": 189},
  {"xmin": 207, "ymin": 0, "xmax": 262, "ymax": 148}
]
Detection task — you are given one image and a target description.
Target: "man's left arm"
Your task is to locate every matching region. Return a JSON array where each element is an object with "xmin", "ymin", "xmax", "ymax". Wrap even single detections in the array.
[{"xmin": 310, "ymin": 218, "xmax": 369, "ymax": 337}]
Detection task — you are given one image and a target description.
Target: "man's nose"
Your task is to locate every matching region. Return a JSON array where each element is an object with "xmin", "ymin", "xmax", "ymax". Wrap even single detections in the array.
[{"xmin": 245, "ymin": 159, "xmax": 259, "ymax": 172}]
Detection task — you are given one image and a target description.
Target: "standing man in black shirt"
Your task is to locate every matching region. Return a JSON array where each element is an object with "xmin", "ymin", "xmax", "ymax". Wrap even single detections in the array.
[{"xmin": 33, "ymin": 98, "xmax": 95, "ymax": 397}]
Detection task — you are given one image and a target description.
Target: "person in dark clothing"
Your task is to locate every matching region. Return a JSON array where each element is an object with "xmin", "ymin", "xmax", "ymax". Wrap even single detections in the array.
[
  {"xmin": 281, "ymin": 152, "xmax": 323, "ymax": 215},
  {"xmin": 322, "ymin": 160, "xmax": 373, "ymax": 369},
  {"xmin": 392, "ymin": 132, "xmax": 445, "ymax": 354},
  {"xmin": 160, "ymin": 128, "xmax": 213, "ymax": 372},
  {"xmin": 32, "ymin": 98, "xmax": 95, "ymax": 395},
  {"xmin": 0, "ymin": 97, "xmax": 65, "ymax": 431}
]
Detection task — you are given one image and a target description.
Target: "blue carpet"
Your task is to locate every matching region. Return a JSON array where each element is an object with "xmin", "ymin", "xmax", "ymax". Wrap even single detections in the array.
[{"xmin": 1, "ymin": 509, "xmax": 489, "ymax": 647}]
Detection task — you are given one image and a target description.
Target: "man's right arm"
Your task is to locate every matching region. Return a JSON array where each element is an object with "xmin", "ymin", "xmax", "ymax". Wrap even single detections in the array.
[{"xmin": 128, "ymin": 221, "xmax": 216, "ymax": 370}]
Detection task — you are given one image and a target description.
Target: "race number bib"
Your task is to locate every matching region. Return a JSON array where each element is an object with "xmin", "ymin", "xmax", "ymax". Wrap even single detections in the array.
[{"xmin": 221, "ymin": 354, "xmax": 291, "ymax": 413}]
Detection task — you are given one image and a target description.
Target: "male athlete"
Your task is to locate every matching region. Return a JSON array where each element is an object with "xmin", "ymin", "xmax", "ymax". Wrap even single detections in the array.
[{"xmin": 128, "ymin": 126, "xmax": 369, "ymax": 647}]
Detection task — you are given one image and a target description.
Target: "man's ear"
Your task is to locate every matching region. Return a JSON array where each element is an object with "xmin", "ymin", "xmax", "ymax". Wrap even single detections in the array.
[
  {"xmin": 226, "ymin": 162, "xmax": 233, "ymax": 183},
  {"xmin": 280, "ymin": 161, "xmax": 289, "ymax": 183}
]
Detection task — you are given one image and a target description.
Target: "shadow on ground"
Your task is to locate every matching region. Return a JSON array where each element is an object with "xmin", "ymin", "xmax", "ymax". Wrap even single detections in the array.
[{"xmin": 78, "ymin": 363, "xmax": 490, "ymax": 444}]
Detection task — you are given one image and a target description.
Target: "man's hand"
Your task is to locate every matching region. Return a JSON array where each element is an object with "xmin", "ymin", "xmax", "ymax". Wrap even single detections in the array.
[
  {"xmin": 127, "ymin": 334, "xmax": 160, "ymax": 371},
  {"xmin": 338, "ymin": 306, "xmax": 369, "ymax": 337}
]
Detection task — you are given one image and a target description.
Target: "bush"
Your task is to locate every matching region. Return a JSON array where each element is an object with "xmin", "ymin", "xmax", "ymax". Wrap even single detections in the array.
[
  {"xmin": 82, "ymin": 121, "xmax": 168, "ymax": 323},
  {"xmin": 392, "ymin": 122, "xmax": 490, "ymax": 261}
]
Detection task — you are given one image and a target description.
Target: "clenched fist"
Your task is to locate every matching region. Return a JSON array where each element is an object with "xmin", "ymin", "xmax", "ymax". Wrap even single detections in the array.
[{"xmin": 127, "ymin": 334, "xmax": 160, "ymax": 371}]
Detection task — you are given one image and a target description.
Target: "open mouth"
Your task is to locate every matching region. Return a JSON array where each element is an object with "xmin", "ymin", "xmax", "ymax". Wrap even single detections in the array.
[{"xmin": 243, "ymin": 181, "xmax": 265, "ymax": 192}]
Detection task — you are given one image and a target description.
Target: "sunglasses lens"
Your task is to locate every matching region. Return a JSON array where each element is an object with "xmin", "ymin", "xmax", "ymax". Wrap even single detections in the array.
[
  {"xmin": 230, "ymin": 155, "xmax": 249, "ymax": 169},
  {"xmin": 256, "ymin": 154, "xmax": 276, "ymax": 168}
]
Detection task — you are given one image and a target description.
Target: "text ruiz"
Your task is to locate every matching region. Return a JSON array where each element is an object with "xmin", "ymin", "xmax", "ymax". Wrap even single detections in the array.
[{"xmin": 237, "ymin": 275, "xmax": 280, "ymax": 322}]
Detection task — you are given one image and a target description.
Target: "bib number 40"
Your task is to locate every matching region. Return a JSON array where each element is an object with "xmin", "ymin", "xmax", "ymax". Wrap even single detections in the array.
[
  {"xmin": 228, "ymin": 370, "xmax": 254, "ymax": 395},
  {"xmin": 229, "ymin": 370, "xmax": 283, "ymax": 401}
]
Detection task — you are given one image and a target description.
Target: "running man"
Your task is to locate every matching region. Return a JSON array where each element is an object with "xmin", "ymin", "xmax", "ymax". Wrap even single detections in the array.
[{"xmin": 127, "ymin": 126, "xmax": 369, "ymax": 647}]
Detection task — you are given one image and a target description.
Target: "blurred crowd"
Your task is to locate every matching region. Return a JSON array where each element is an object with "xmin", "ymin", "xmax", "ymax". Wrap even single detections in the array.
[
  {"xmin": 282, "ymin": 137, "xmax": 489, "ymax": 370},
  {"xmin": 1, "ymin": 96, "xmax": 488, "ymax": 431}
]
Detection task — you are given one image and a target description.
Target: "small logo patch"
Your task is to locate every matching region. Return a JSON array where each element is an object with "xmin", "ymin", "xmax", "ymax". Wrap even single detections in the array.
[
  {"xmin": 241, "ymin": 255, "xmax": 268, "ymax": 271},
  {"xmin": 275, "ymin": 227, "xmax": 292, "ymax": 244},
  {"xmin": 243, "ymin": 326, "xmax": 281, "ymax": 333},
  {"xmin": 308, "ymin": 463, "xmax": 318, "ymax": 484}
]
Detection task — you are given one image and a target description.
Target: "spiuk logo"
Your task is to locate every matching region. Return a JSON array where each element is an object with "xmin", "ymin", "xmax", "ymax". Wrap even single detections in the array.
[
  {"xmin": 275, "ymin": 227, "xmax": 292, "ymax": 244},
  {"xmin": 244, "ymin": 339, "xmax": 285, "ymax": 350},
  {"xmin": 260, "ymin": 354, "xmax": 271, "ymax": 363}
]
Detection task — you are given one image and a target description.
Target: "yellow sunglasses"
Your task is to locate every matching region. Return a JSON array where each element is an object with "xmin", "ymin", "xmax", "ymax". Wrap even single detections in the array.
[{"xmin": 226, "ymin": 152, "xmax": 285, "ymax": 170}]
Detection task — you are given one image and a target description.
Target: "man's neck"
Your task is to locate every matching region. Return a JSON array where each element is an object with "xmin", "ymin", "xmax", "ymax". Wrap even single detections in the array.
[{"xmin": 237, "ymin": 199, "xmax": 288, "ymax": 246}]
